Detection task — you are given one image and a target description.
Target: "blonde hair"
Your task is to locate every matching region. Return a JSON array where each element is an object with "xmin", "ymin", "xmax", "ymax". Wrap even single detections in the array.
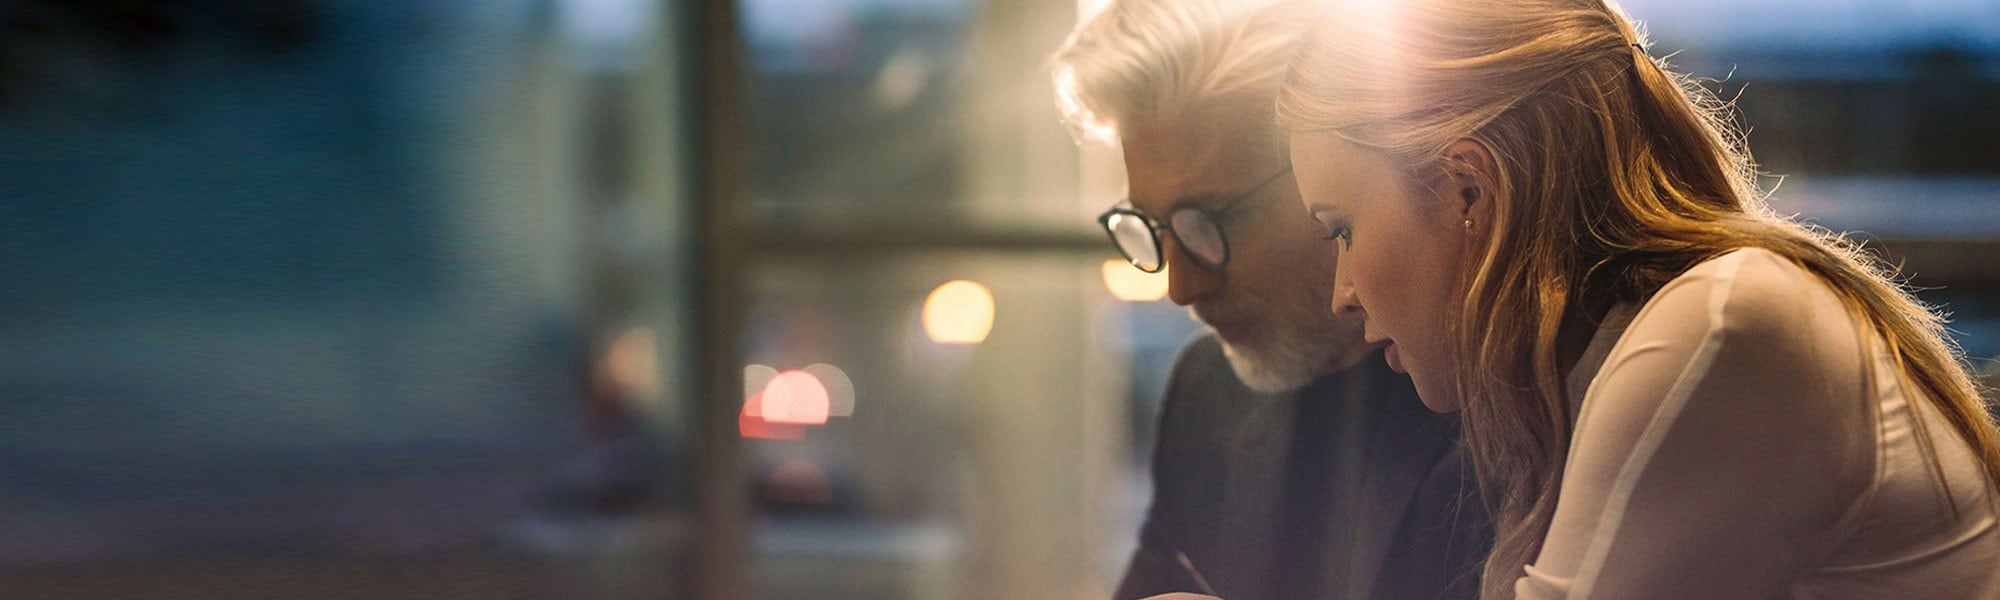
[
  {"xmin": 1276, "ymin": 0, "xmax": 2000, "ymax": 597},
  {"xmin": 1049, "ymin": 0, "xmax": 1318, "ymax": 144}
]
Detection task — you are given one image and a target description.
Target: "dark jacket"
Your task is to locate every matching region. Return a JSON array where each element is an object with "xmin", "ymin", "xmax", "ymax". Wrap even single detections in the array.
[{"xmin": 1114, "ymin": 336, "xmax": 1491, "ymax": 600}]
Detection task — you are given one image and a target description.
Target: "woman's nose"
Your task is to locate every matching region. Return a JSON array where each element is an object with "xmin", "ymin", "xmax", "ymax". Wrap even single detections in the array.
[
  {"xmin": 1330, "ymin": 282, "xmax": 1362, "ymax": 316},
  {"xmin": 1329, "ymin": 253, "xmax": 1361, "ymax": 316}
]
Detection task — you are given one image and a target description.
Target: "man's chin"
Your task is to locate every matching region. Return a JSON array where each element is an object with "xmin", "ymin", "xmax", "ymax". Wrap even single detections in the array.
[{"xmin": 1216, "ymin": 338, "xmax": 1329, "ymax": 394}]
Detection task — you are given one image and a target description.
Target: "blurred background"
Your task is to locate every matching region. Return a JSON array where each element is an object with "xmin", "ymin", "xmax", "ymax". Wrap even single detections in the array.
[{"xmin": 0, "ymin": 0, "xmax": 1994, "ymax": 598}]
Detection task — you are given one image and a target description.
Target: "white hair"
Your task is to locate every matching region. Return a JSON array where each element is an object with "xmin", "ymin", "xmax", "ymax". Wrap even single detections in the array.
[{"xmin": 1050, "ymin": 0, "xmax": 1320, "ymax": 144}]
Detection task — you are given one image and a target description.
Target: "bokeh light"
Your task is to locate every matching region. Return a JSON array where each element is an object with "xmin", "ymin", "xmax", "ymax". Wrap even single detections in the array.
[
  {"xmin": 744, "ymin": 364, "xmax": 780, "ymax": 409},
  {"xmin": 760, "ymin": 370, "xmax": 831, "ymax": 425},
  {"xmin": 1100, "ymin": 259, "xmax": 1168, "ymax": 301},
  {"xmin": 804, "ymin": 363, "xmax": 855, "ymax": 417},
  {"xmin": 739, "ymin": 405, "xmax": 807, "ymax": 440},
  {"xmin": 605, "ymin": 327, "xmax": 660, "ymax": 394},
  {"xmin": 921, "ymin": 279, "xmax": 995, "ymax": 344},
  {"xmin": 741, "ymin": 364, "xmax": 817, "ymax": 438}
]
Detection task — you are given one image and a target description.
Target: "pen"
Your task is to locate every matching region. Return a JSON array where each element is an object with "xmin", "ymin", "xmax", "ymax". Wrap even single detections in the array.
[{"xmin": 1174, "ymin": 549, "xmax": 1219, "ymax": 597}]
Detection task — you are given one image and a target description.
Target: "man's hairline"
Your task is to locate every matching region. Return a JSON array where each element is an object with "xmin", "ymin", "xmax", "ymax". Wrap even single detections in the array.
[
  {"xmin": 1104, "ymin": 89, "xmax": 1289, "ymax": 150},
  {"xmin": 1107, "ymin": 92, "xmax": 1293, "ymax": 215}
]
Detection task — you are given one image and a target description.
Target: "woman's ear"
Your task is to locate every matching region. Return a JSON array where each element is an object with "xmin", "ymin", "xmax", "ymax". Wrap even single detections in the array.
[{"xmin": 1441, "ymin": 138, "xmax": 1498, "ymax": 222}]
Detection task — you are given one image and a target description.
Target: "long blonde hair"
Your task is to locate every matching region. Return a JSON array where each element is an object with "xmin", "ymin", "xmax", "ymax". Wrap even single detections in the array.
[{"xmin": 1276, "ymin": 0, "xmax": 2000, "ymax": 597}]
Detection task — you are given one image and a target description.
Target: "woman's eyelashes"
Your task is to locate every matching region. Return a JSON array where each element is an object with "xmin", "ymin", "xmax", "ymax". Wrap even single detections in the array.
[{"xmin": 1310, "ymin": 210, "xmax": 1352, "ymax": 246}]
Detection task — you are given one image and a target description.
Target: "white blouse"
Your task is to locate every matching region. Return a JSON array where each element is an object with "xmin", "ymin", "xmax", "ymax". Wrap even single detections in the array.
[{"xmin": 1516, "ymin": 248, "xmax": 2000, "ymax": 599}]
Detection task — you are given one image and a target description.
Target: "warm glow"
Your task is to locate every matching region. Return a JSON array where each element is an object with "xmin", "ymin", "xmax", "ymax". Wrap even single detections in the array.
[
  {"xmin": 804, "ymin": 363, "xmax": 855, "ymax": 417},
  {"xmin": 760, "ymin": 370, "xmax": 831, "ymax": 425},
  {"xmin": 740, "ymin": 364, "xmax": 814, "ymax": 438},
  {"xmin": 1077, "ymin": 0, "xmax": 1112, "ymax": 22},
  {"xmin": 605, "ymin": 327, "xmax": 659, "ymax": 394},
  {"xmin": 922, "ymin": 280, "xmax": 995, "ymax": 344},
  {"xmin": 1053, "ymin": 66, "xmax": 1117, "ymax": 143},
  {"xmin": 1101, "ymin": 259, "xmax": 1168, "ymax": 301},
  {"xmin": 739, "ymin": 403, "xmax": 806, "ymax": 440}
]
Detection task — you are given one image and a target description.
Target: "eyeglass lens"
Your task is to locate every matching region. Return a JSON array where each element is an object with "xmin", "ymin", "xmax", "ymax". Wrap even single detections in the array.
[
  {"xmin": 1168, "ymin": 208, "xmax": 1225, "ymax": 267},
  {"xmin": 1104, "ymin": 212, "xmax": 1162, "ymax": 272}
]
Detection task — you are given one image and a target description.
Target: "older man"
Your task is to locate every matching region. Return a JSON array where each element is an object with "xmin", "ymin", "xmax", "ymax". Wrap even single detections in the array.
[{"xmin": 1051, "ymin": 1, "xmax": 1490, "ymax": 599}]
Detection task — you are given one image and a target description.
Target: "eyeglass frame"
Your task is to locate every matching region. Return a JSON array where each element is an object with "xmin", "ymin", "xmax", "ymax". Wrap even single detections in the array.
[{"xmin": 1096, "ymin": 165, "xmax": 1295, "ymax": 274}]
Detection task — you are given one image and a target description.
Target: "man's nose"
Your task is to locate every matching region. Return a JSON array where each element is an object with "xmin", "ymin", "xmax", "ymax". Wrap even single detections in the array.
[{"xmin": 1163, "ymin": 236, "xmax": 1220, "ymax": 306}]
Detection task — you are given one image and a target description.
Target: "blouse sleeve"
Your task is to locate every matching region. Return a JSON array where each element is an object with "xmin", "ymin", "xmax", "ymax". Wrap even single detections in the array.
[{"xmin": 1516, "ymin": 249, "xmax": 1880, "ymax": 599}]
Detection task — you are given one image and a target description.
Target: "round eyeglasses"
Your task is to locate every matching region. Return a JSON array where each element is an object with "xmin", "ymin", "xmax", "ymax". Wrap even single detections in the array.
[{"xmin": 1097, "ymin": 166, "xmax": 1293, "ymax": 273}]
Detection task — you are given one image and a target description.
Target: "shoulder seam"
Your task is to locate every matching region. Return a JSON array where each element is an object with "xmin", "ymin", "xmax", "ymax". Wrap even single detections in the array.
[{"xmin": 1569, "ymin": 250, "xmax": 1747, "ymax": 598}]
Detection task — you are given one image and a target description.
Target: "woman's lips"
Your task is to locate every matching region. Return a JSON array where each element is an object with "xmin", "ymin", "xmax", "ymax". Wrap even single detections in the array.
[{"xmin": 1383, "ymin": 342, "xmax": 1406, "ymax": 374}]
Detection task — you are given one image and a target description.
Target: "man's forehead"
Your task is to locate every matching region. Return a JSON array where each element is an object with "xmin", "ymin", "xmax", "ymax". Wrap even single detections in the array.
[
  {"xmin": 1118, "ymin": 106, "xmax": 1287, "ymax": 212},
  {"xmin": 1122, "ymin": 100, "xmax": 1284, "ymax": 159}
]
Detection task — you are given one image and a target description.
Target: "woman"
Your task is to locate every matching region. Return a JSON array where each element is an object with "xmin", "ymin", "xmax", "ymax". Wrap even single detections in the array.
[{"xmin": 1276, "ymin": 0, "xmax": 2000, "ymax": 598}]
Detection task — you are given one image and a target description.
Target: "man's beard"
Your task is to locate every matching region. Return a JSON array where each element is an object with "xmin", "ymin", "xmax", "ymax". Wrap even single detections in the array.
[{"xmin": 1204, "ymin": 308, "xmax": 1345, "ymax": 393}]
